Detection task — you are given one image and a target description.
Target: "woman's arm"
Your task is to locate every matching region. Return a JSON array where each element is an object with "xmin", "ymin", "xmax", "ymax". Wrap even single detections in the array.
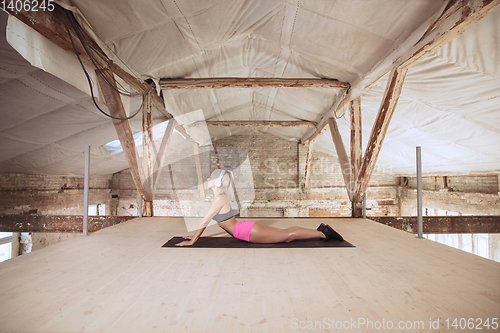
[{"xmin": 175, "ymin": 196, "xmax": 227, "ymax": 246}]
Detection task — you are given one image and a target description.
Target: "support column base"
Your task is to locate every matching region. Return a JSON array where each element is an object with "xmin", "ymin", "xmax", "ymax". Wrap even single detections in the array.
[
  {"xmin": 142, "ymin": 199, "xmax": 153, "ymax": 217},
  {"xmin": 352, "ymin": 201, "xmax": 363, "ymax": 218}
]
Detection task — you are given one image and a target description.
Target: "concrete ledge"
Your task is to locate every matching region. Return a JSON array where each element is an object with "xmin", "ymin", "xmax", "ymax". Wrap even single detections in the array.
[
  {"xmin": 369, "ymin": 216, "xmax": 500, "ymax": 233},
  {"xmin": 0, "ymin": 215, "xmax": 134, "ymax": 232}
]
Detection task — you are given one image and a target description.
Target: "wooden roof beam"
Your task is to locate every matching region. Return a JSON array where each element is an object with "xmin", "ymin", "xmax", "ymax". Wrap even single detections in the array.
[
  {"xmin": 159, "ymin": 78, "xmax": 350, "ymax": 90},
  {"xmin": 191, "ymin": 120, "xmax": 317, "ymax": 128}
]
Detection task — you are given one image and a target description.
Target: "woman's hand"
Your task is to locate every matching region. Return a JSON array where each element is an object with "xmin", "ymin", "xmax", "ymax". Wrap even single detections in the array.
[{"xmin": 175, "ymin": 238, "xmax": 195, "ymax": 246}]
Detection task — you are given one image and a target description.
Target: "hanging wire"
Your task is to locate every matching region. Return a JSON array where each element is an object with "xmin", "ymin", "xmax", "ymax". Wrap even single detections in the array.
[{"xmin": 56, "ymin": 8, "xmax": 151, "ymax": 120}]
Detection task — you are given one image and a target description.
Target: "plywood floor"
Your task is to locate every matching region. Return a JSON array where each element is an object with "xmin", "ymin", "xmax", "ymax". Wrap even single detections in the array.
[{"xmin": 0, "ymin": 217, "xmax": 498, "ymax": 333}]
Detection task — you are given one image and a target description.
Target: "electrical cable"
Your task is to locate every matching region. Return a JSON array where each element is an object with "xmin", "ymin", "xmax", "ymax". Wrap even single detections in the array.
[
  {"xmin": 68, "ymin": 13, "xmax": 141, "ymax": 97},
  {"xmin": 56, "ymin": 8, "xmax": 148, "ymax": 120}
]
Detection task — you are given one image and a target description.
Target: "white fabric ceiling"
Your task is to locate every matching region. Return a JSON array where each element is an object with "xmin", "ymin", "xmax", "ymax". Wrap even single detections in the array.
[{"xmin": 0, "ymin": 1, "xmax": 499, "ymax": 177}]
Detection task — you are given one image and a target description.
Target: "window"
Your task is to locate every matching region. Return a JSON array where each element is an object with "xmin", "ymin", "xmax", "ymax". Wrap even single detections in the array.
[
  {"xmin": 0, "ymin": 232, "xmax": 16, "ymax": 263},
  {"xmin": 88, "ymin": 204, "xmax": 106, "ymax": 216}
]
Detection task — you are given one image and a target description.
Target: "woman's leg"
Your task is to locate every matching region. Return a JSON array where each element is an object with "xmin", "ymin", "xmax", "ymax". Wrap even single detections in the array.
[{"xmin": 249, "ymin": 223, "xmax": 325, "ymax": 243}]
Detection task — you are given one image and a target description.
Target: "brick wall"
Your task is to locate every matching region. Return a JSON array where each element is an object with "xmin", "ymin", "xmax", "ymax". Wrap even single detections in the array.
[
  {"xmin": 0, "ymin": 172, "xmax": 112, "ymax": 215},
  {"xmin": 110, "ymin": 129, "xmax": 402, "ymax": 217}
]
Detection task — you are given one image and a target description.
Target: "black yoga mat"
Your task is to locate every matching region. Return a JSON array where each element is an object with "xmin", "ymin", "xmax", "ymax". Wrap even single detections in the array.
[{"xmin": 162, "ymin": 236, "xmax": 355, "ymax": 248}]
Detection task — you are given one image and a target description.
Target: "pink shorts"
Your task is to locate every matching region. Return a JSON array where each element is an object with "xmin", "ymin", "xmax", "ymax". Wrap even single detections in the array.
[{"xmin": 233, "ymin": 220, "xmax": 256, "ymax": 242}]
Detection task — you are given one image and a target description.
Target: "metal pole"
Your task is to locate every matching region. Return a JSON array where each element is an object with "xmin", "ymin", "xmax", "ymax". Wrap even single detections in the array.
[
  {"xmin": 83, "ymin": 145, "xmax": 90, "ymax": 236},
  {"xmin": 362, "ymin": 194, "xmax": 366, "ymax": 219},
  {"xmin": 416, "ymin": 146, "xmax": 423, "ymax": 238},
  {"xmin": 138, "ymin": 192, "xmax": 143, "ymax": 218}
]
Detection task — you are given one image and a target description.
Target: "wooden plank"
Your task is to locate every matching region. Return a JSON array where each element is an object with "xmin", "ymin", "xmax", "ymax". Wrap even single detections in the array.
[
  {"xmin": 303, "ymin": 142, "xmax": 314, "ymax": 193},
  {"xmin": 1, "ymin": 217, "xmax": 499, "ymax": 332},
  {"xmin": 4, "ymin": 4, "xmax": 172, "ymax": 119},
  {"xmin": 152, "ymin": 119, "xmax": 175, "ymax": 194},
  {"xmin": 0, "ymin": 215, "xmax": 132, "ymax": 232},
  {"xmin": 370, "ymin": 216, "xmax": 500, "ymax": 234},
  {"xmin": 352, "ymin": 67, "xmax": 407, "ymax": 203},
  {"xmin": 192, "ymin": 142, "xmax": 206, "ymax": 198},
  {"xmin": 191, "ymin": 120, "xmax": 316, "ymax": 128},
  {"xmin": 328, "ymin": 118, "xmax": 352, "ymax": 200},
  {"xmin": 159, "ymin": 77, "xmax": 350, "ymax": 90},
  {"xmin": 96, "ymin": 68, "xmax": 151, "ymax": 201}
]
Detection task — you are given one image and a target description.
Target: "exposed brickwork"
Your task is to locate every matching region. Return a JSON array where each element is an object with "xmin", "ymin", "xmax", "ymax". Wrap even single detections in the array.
[
  {"xmin": 107, "ymin": 130, "xmax": 402, "ymax": 217},
  {"xmin": 4, "ymin": 132, "xmax": 496, "ymax": 223},
  {"xmin": 0, "ymin": 172, "xmax": 112, "ymax": 215},
  {"xmin": 0, "ymin": 215, "xmax": 133, "ymax": 232},
  {"xmin": 406, "ymin": 175, "xmax": 499, "ymax": 194},
  {"xmin": 400, "ymin": 188, "xmax": 500, "ymax": 216}
]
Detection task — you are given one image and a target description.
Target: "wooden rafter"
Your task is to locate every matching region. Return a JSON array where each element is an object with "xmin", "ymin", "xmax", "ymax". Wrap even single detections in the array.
[
  {"xmin": 328, "ymin": 118, "xmax": 352, "ymax": 201},
  {"xmin": 191, "ymin": 120, "xmax": 316, "ymax": 128},
  {"xmin": 4, "ymin": 4, "xmax": 172, "ymax": 119},
  {"xmin": 352, "ymin": 67, "xmax": 408, "ymax": 203},
  {"xmin": 96, "ymin": 68, "xmax": 151, "ymax": 202},
  {"xmin": 159, "ymin": 77, "xmax": 350, "ymax": 90}
]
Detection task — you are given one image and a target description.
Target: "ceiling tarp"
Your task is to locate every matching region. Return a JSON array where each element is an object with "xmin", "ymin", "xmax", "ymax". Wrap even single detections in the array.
[{"xmin": 0, "ymin": 1, "xmax": 498, "ymax": 177}]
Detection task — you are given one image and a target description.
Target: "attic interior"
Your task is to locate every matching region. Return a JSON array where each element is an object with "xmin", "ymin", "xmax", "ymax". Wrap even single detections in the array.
[{"xmin": 0, "ymin": 1, "xmax": 499, "ymax": 332}]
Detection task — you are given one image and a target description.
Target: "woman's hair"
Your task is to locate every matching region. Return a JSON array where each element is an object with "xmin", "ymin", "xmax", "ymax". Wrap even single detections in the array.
[{"xmin": 211, "ymin": 169, "xmax": 235, "ymax": 201}]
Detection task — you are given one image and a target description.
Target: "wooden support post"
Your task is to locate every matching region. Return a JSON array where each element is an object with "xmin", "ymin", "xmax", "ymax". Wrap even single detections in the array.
[
  {"xmin": 350, "ymin": 97, "xmax": 363, "ymax": 217},
  {"xmin": 303, "ymin": 142, "xmax": 314, "ymax": 193},
  {"xmin": 352, "ymin": 67, "xmax": 407, "ymax": 203},
  {"xmin": 350, "ymin": 97, "xmax": 362, "ymax": 191},
  {"xmin": 193, "ymin": 142, "xmax": 206, "ymax": 198},
  {"xmin": 96, "ymin": 68, "xmax": 151, "ymax": 203},
  {"xmin": 439, "ymin": 176, "xmax": 450, "ymax": 192},
  {"xmin": 328, "ymin": 118, "xmax": 352, "ymax": 201},
  {"xmin": 142, "ymin": 91, "xmax": 154, "ymax": 216}
]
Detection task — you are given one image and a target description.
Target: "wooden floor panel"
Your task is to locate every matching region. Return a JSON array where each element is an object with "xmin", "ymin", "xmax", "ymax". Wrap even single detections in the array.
[{"xmin": 0, "ymin": 217, "xmax": 498, "ymax": 332}]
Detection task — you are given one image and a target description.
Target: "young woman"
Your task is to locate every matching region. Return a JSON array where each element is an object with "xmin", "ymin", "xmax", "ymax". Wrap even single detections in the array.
[{"xmin": 175, "ymin": 169, "xmax": 343, "ymax": 246}]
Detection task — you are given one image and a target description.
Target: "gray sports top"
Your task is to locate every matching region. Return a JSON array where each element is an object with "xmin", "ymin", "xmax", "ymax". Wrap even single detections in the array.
[{"xmin": 213, "ymin": 209, "xmax": 239, "ymax": 223}]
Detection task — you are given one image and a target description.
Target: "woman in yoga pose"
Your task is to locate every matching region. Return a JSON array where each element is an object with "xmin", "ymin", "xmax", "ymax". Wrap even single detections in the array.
[{"xmin": 175, "ymin": 169, "xmax": 343, "ymax": 246}]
